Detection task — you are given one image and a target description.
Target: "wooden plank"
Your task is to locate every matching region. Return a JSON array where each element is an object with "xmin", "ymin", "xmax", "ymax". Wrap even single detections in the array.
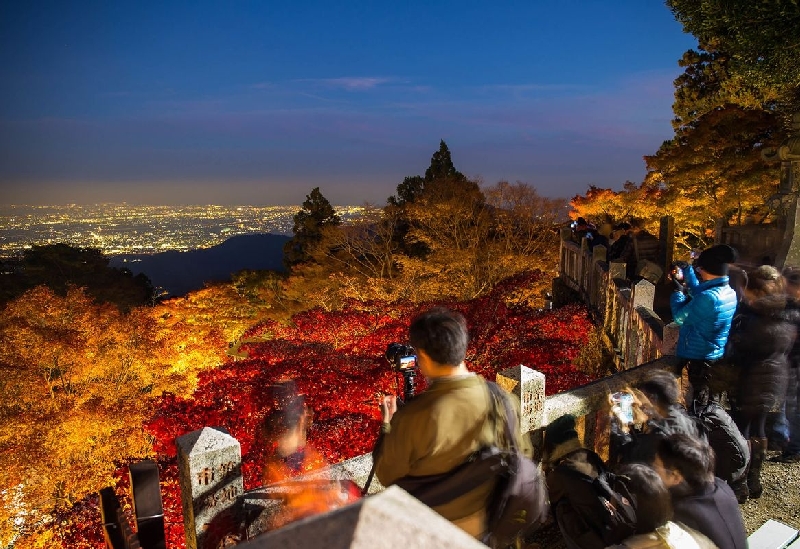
[{"xmin": 747, "ymin": 519, "xmax": 799, "ymax": 549}]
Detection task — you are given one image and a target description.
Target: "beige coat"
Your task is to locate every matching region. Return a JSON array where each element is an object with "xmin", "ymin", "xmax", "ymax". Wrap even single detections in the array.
[{"xmin": 375, "ymin": 373, "xmax": 530, "ymax": 523}]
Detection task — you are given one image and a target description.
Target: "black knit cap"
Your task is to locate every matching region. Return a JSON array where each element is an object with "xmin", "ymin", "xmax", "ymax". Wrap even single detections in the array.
[{"xmin": 696, "ymin": 244, "xmax": 738, "ymax": 276}]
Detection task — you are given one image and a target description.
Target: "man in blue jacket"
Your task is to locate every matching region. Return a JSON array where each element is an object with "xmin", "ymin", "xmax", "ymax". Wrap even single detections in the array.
[{"xmin": 670, "ymin": 244, "xmax": 738, "ymax": 405}]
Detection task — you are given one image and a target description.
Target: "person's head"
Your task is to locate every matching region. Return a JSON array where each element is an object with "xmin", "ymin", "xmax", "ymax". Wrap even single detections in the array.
[
  {"xmin": 728, "ymin": 265, "xmax": 749, "ymax": 303},
  {"xmin": 616, "ymin": 463, "xmax": 673, "ymax": 534},
  {"xmin": 633, "ymin": 370, "xmax": 681, "ymax": 412},
  {"xmin": 653, "ymin": 434, "xmax": 715, "ymax": 494},
  {"xmin": 613, "ymin": 222, "xmax": 632, "ymax": 238},
  {"xmin": 261, "ymin": 379, "xmax": 311, "ymax": 457},
  {"xmin": 408, "ymin": 307, "xmax": 469, "ymax": 375},
  {"xmin": 629, "ymin": 218, "xmax": 647, "ymax": 234},
  {"xmin": 746, "ymin": 264, "xmax": 786, "ymax": 300},
  {"xmin": 543, "ymin": 413, "xmax": 583, "ymax": 469},
  {"xmin": 694, "ymin": 244, "xmax": 737, "ymax": 280},
  {"xmin": 784, "ymin": 265, "xmax": 800, "ymax": 300}
]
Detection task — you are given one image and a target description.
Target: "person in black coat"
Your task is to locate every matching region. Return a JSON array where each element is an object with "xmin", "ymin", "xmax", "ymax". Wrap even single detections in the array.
[
  {"xmin": 653, "ymin": 433, "xmax": 747, "ymax": 549},
  {"xmin": 729, "ymin": 265, "xmax": 798, "ymax": 498},
  {"xmin": 544, "ymin": 414, "xmax": 635, "ymax": 549}
]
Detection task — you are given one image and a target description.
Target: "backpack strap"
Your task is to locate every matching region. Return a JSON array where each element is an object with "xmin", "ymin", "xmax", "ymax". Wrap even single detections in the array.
[{"xmin": 486, "ymin": 381, "xmax": 519, "ymax": 453}]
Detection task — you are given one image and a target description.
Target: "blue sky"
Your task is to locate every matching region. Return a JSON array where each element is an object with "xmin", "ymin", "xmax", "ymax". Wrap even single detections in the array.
[{"xmin": 0, "ymin": 1, "xmax": 697, "ymax": 206}]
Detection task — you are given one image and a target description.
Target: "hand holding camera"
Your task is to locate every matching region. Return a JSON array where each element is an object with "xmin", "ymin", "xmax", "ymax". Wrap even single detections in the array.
[{"xmin": 669, "ymin": 260, "xmax": 689, "ymax": 292}]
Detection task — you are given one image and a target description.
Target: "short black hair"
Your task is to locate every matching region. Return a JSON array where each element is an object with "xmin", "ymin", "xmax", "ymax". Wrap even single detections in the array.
[
  {"xmin": 633, "ymin": 369, "xmax": 681, "ymax": 407},
  {"xmin": 408, "ymin": 307, "xmax": 469, "ymax": 366},
  {"xmin": 616, "ymin": 463, "xmax": 673, "ymax": 534},
  {"xmin": 656, "ymin": 434, "xmax": 715, "ymax": 492}
]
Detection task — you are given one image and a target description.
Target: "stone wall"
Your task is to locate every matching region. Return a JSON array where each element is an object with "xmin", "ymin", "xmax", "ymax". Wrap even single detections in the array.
[{"xmin": 559, "ymin": 234, "xmax": 678, "ymax": 370}]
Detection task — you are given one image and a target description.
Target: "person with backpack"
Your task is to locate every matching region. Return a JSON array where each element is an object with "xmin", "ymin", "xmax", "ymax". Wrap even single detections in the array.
[
  {"xmin": 543, "ymin": 414, "xmax": 636, "ymax": 549},
  {"xmin": 374, "ymin": 307, "xmax": 547, "ymax": 545},
  {"xmin": 653, "ymin": 434, "xmax": 747, "ymax": 549}
]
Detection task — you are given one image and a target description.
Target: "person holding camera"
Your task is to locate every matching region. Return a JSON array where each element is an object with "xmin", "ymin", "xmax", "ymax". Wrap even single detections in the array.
[
  {"xmin": 670, "ymin": 244, "xmax": 739, "ymax": 406},
  {"xmin": 374, "ymin": 307, "xmax": 533, "ymax": 540}
]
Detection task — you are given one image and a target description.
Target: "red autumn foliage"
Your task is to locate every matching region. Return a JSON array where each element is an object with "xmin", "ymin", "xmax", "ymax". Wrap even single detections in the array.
[{"xmin": 55, "ymin": 270, "xmax": 594, "ymax": 547}]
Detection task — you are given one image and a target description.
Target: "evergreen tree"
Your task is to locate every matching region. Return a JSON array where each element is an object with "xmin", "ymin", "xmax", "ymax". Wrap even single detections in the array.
[
  {"xmin": 387, "ymin": 140, "xmax": 484, "ymax": 257},
  {"xmin": 283, "ymin": 187, "xmax": 341, "ymax": 269}
]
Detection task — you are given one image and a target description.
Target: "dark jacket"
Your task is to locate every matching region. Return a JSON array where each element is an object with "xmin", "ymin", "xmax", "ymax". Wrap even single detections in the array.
[
  {"xmin": 671, "ymin": 269, "xmax": 738, "ymax": 361},
  {"xmin": 672, "ymin": 478, "xmax": 747, "ymax": 549},
  {"xmin": 731, "ymin": 295, "xmax": 797, "ymax": 415},
  {"xmin": 608, "ymin": 234, "xmax": 632, "ymax": 263},
  {"xmin": 546, "ymin": 449, "xmax": 635, "ymax": 549}
]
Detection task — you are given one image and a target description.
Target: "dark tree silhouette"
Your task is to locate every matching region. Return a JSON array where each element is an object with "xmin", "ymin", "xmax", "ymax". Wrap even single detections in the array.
[
  {"xmin": 0, "ymin": 243, "xmax": 155, "ymax": 311},
  {"xmin": 283, "ymin": 187, "xmax": 342, "ymax": 269}
]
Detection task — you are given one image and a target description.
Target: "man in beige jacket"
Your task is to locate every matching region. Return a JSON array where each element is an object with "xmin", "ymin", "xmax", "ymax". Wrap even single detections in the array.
[{"xmin": 375, "ymin": 307, "xmax": 531, "ymax": 539}]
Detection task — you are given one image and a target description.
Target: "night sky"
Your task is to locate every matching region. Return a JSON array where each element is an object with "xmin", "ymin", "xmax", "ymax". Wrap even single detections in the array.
[{"xmin": 0, "ymin": 1, "xmax": 697, "ymax": 206}]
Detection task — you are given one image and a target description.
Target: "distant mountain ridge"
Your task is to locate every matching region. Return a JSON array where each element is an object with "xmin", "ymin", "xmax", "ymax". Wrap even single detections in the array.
[{"xmin": 109, "ymin": 233, "xmax": 290, "ymax": 297}]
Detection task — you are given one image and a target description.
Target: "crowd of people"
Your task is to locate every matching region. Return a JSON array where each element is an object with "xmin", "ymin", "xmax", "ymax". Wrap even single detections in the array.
[
  {"xmin": 570, "ymin": 217, "xmax": 661, "ymax": 281},
  {"xmin": 258, "ymin": 243, "xmax": 800, "ymax": 547}
]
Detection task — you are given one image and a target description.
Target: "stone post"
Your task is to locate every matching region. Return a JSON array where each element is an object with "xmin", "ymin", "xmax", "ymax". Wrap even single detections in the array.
[
  {"xmin": 496, "ymin": 366, "xmax": 546, "ymax": 456},
  {"xmin": 658, "ymin": 216, "xmax": 674, "ymax": 276},
  {"xmin": 662, "ymin": 322, "xmax": 680, "ymax": 356},
  {"xmin": 608, "ymin": 261, "xmax": 626, "ymax": 281},
  {"xmin": 177, "ymin": 427, "xmax": 244, "ymax": 549},
  {"xmin": 631, "ymin": 279, "xmax": 655, "ymax": 311}
]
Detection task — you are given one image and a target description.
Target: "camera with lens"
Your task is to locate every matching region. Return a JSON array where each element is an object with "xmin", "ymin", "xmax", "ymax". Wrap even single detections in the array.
[
  {"xmin": 385, "ymin": 342, "xmax": 417, "ymax": 372},
  {"xmin": 385, "ymin": 342, "xmax": 419, "ymax": 402}
]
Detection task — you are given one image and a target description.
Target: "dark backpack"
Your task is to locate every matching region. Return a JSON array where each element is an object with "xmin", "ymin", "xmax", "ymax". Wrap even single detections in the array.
[
  {"xmin": 550, "ymin": 456, "xmax": 637, "ymax": 549},
  {"xmin": 484, "ymin": 382, "xmax": 549, "ymax": 548},
  {"xmin": 690, "ymin": 400, "xmax": 749, "ymax": 482}
]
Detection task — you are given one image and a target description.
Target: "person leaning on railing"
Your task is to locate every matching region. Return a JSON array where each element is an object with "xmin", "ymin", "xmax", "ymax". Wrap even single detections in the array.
[{"xmin": 670, "ymin": 245, "xmax": 739, "ymax": 406}]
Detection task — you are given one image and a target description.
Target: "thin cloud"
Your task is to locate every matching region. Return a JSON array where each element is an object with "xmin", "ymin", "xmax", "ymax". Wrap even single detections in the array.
[
  {"xmin": 475, "ymin": 83, "xmax": 585, "ymax": 95},
  {"xmin": 303, "ymin": 77, "xmax": 394, "ymax": 91}
]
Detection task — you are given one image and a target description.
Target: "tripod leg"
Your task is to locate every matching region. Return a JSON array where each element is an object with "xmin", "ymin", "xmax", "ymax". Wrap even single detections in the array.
[{"xmin": 361, "ymin": 432, "xmax": 385, "ymax": 496}]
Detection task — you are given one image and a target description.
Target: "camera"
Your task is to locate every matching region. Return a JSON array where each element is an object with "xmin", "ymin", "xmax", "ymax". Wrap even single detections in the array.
[
  {"xmin": 570, "ymin": 220, "xmax": 578, "ymax": 230},
  {"xmin": 385, "ymin": 343, "xmax": 417, "ymax": 372},
  {"xmin": 385, "ymin": 343, "xmax": 419, "ymax": 402}
]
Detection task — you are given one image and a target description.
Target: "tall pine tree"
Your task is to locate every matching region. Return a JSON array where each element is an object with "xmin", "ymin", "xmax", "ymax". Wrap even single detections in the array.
[{"xmin": 283, "ymin": 187, "xmax": 341, "ymax": 269}]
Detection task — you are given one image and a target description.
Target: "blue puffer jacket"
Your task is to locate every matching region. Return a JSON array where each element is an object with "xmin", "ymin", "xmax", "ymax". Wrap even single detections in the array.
[{"xmin": 671, "ymin": 267, "xmax": 738, "ymax": 361}]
